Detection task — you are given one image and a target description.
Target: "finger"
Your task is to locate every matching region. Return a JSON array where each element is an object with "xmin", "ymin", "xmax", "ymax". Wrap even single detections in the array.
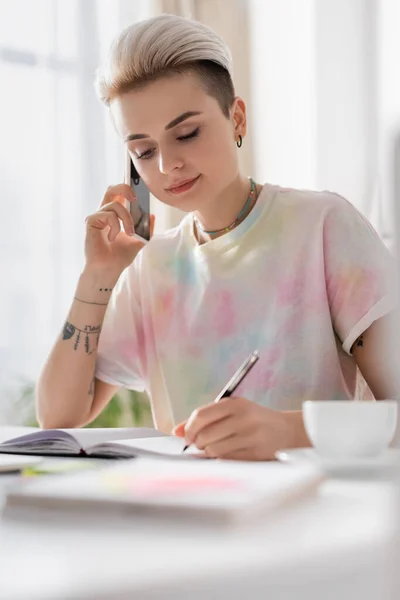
[
  {"xmin": 149, "ymin": 214, "xmax": 156, "ymax": 238},
  {"xmin": 222, "ymin": 445, "xmax": 276, "ymax": 461},
  {"xmin": 100, "ymin": 184, "xmax": 136, "ymax": 209},
  {"xmin": 184, "ymin": 399, "xmax": 235, "ymax": 445},
  {"xmin": 216, "ymin": 447, "xmax": 254, "ymax": 461},
  {"xmin": 101, "ymin": 200, "xmax": 135, "ymax": 236},
  {"xmin": 172, "ymin": 421, "xmax": 186, "ymax": 438},
  {"xmin": 86, "ymin": 210, "xmax": 121, "ymax": 242},
  {"xmin": 204, "ymin": 435, "xmax": 249, "ymax": 459},
  {"xmin": 194, "ymin": 415, "xmax": 239, "ymax": 450}
]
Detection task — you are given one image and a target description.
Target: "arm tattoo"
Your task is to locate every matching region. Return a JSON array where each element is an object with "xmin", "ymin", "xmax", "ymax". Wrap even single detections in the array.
[
  {"xmin": 355, "ymin": 334, "xmax": 364, "ymax": 348},
  {"xmin": 74, "ymin": 296, "xmax": 108, "ymax": 306},
  {"xmin": 73, "ymin": 288, "xmax": 113, "ymax": 306},
  {"xmin": 88, "ymin": 376, "xmax": 95, "ymax": 397},
  {"xmin": 62, "ymin": 321, "xmax": 101, "ymax": 354}
]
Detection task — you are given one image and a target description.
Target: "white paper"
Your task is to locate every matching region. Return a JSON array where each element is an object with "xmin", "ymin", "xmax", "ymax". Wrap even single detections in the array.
[{"xmin": 106, "ymin": 436, "xmax": 204, "ymax": 458}]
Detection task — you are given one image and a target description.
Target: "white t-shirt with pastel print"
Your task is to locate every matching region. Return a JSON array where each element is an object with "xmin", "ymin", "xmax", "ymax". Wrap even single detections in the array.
[{"xmin": 96, "ymin": 183, "xmax": 394, "ymax": 433}]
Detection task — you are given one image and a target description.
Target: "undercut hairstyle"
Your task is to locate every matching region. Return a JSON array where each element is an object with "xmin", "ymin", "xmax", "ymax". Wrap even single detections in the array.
[{"xmin": 94, "ymin": 14, "xmax": 235, "ymax": 117}]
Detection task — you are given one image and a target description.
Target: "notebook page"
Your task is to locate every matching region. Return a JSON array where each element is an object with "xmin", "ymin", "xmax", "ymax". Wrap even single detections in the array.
[
  {"xmin": 0, "ymin": 428, "xmax": 167, "ymax": 456},
  {"xmin": 91, "ymin": 436, "xmax": 204, "ymax": 459},
  {"xmin": 69, "ymin": 427, "xmax": 166, "ymax": 451},
  {"xmin": 0, "ymin": 427, "xmax": 40, "ymax": 444},
  {"xmin": 0, "ymin": 429, "xmax": 80, "ymax": 453}
]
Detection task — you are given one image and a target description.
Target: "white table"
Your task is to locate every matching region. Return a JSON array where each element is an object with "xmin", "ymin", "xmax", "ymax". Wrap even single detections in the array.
[{"xmin": 0, "ymin": 456, "xmax": 399, "ymax": 600}]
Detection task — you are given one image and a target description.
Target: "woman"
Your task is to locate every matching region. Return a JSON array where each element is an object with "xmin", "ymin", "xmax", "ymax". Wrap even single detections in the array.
[{"xmin": 36, "ymin": 14, "xmax": 396, "ymax": 460}]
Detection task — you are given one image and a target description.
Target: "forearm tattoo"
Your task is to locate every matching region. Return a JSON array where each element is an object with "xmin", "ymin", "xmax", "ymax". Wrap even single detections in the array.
[
  {"xmin": 88, "ymin": 376, "xmax": 95, "ymax": 397},
  {"xmin": 62, "ymin": 322, "xmax": 101, "ymax": 354},
  {"xmin": 74, "ymin": 287, "xmax": 113, "ymax": 306},
  {"xmin": 74, "ymin": 297, "xmax": 108, "ymax": 306}
]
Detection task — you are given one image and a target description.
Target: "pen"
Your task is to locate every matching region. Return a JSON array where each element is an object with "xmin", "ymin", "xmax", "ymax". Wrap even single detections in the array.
[{"xmin": 182, "ymin": 350, "xmax": 260, "ymax": 452}]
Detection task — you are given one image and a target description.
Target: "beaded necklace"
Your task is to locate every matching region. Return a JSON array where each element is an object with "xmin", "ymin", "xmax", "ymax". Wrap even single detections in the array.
[{"xmin": 195, "ymin": 178, "xmax": 257, "ymax": 236}]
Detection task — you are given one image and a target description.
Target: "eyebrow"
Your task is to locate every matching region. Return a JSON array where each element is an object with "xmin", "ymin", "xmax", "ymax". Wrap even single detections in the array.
[{"xmin": 124, "ymin": 111, "xmax": 202, "ymax": 142}]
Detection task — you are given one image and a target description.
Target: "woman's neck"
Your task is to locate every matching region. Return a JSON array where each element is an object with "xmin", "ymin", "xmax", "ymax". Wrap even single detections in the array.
[{"xmin": 194, "ymin": 175, "xmax": 260, "ymax": 243}]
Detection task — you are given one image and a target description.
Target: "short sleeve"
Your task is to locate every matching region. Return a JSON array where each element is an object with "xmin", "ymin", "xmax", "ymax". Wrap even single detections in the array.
[
  {"xmin": 95, "ymin": 260, "xmax": 146, "ymax": 390},
  {"xmin": 323, "ymin": 195, "xmax": 395, "ymax": 355}
]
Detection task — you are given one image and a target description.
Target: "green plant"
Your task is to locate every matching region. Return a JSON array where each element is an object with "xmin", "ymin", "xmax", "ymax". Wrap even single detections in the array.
[
  {"xmin": 11, "ymin": 380, "xmax": 152, "ymax": 428},
  {"xmin": 87, "ymin": 389, "xmax": 152, "ymax": 428}
]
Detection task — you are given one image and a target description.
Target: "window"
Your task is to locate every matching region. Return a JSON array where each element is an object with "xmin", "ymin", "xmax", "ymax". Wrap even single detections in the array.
[{"xmin": 0, "ymin": 0, "xmax": 142, "ymax": 407}]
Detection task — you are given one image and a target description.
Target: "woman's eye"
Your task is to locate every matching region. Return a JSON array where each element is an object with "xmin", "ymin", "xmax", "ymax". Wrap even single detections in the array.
[
  {"xmin": 137, "ymin": 149, "xmax": 154, "ymax": 160},
  {"xmin": 177, "ymin": 127, "xmax": 200, "ymax": 142},
  {"xmin": 136, "ymin": 128, "xmax": 200, "ymax": 159}
]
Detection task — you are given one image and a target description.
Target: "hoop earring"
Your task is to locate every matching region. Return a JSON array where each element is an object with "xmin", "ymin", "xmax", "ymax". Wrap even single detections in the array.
[{"xmin": 236, "ymin": 135, "xmax": 243, "ymax": 148}]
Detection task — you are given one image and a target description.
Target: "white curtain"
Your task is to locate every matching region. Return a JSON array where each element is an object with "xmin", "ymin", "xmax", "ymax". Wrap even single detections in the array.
[
  {"xmin": 0, "ymin": 0, "xmax": 151, "ymax": 414},
  {"xmin": 248, "ymin": 0, "xmax": 397, "ymax": 250},
  {"xmin": 376, "ymin": 0, "xmax": 400, "ymax": 248}
]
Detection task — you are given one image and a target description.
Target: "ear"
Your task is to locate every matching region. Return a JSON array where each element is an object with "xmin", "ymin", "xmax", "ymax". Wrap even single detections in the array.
[{"xmin": 231, "ymin": 96, "xmax": 247, "ymax": 141}]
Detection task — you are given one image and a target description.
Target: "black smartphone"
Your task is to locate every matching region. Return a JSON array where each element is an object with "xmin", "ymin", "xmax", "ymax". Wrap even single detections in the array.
[{"xmin": 125, "ymin": 150, "xmax": 151, "ymax": 243}]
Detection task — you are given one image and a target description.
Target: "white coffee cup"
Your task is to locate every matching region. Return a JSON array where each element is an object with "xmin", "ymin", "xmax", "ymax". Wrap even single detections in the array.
[{"xmin": 303, "ymin": 400, "xmax": 398, "ymax": 457}]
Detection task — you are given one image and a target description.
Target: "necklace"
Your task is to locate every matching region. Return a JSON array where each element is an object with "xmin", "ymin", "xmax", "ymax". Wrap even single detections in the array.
[{"xmin": 194, "ymin": 178, "xmax": 257, "ymax": 236}]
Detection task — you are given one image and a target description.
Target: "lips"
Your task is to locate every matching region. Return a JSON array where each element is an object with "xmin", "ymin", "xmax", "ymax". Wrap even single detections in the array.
[{"xmin": 166, "ymin": 175, "xmax": 200, "ymax": 194}]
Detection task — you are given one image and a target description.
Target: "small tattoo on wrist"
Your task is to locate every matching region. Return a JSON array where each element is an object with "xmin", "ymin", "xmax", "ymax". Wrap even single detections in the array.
[
  {"xmin": 74, "ymin": 296, "xmax": 108, "ymax": 306},
  {"xmin": 99, "ymin": 288, "xmax": 113, "ymax": 292}
]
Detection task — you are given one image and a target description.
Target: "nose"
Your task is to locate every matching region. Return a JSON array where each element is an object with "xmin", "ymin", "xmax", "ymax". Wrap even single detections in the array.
[{"xmin": 158, "ymin": 147, "xmax": 183, "ymax": 175}]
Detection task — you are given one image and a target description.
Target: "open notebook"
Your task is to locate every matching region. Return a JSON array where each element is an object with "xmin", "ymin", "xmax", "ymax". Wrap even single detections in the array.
[
  {"xmin": 6, "ymin": 456, "xmax": 322, "ymax": 522},
  {"xmin": 0, "ymin": 427, "xmax": 201, "ymax": 459}
]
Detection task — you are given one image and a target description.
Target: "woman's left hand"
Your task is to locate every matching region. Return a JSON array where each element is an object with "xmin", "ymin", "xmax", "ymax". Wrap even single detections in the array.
[{"xmin": 173, "ymin": 397, "xmax": 295, "ymax": 461}]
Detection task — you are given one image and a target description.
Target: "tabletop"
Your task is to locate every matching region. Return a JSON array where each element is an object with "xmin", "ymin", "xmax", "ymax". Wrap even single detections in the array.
[{"xmin": 0, "ymin": 453, "xmax": 399, "ymax": 600}]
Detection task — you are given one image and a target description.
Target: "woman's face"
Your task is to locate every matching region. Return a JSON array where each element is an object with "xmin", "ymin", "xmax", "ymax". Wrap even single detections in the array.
[{"xmin": 110, "ymin": 71, "xmax": 246, "ymax": 212}]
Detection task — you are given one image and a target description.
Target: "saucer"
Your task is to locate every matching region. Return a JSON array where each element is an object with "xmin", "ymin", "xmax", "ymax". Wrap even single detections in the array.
[{"xmin": 275, "ymin": 447, "xmax": 400, "ymax": 476}]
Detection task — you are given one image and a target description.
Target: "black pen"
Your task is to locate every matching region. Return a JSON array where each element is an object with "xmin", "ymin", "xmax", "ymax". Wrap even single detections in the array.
[{"xmin": 182, "ymin": 350, "xmax": 260, "ymax": 452}]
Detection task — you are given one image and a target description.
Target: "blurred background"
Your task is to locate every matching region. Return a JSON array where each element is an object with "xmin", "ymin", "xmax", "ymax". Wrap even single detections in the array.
[{"xmin": 0, "ymin": 0, "xmax": 399, "ymax": 426}]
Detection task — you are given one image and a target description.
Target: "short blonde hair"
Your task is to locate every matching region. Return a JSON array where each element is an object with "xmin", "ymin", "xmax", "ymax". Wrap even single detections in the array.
[{"xmin": 94, "ymin": 14, "xmax": 235, "ymax": 117}]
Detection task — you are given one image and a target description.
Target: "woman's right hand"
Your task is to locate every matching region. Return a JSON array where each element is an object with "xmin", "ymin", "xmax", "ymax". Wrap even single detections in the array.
[{"xmin": 84, "ymin": 184, "xmax": 155, "ymax": 276}]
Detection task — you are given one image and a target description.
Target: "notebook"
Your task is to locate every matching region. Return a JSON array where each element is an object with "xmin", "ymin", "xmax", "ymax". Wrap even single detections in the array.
[
  {"xmin": 6, "ymin": 456, "xmax": 322, "ymax": 522},
  {"xmin": 0, "ymin": 427, "xmax": 201, "ymax": 459}
]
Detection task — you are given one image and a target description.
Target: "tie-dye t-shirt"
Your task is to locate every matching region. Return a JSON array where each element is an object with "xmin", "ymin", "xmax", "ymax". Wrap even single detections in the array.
[{"xmin": 96, "ymin": 183, "xmax": 394, "ymax": 433}]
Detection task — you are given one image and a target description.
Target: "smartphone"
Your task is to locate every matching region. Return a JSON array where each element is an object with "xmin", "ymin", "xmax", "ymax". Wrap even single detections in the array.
[{"xmin": 125, "ymin": 150, "xmax": 151, "ymax": 243}]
